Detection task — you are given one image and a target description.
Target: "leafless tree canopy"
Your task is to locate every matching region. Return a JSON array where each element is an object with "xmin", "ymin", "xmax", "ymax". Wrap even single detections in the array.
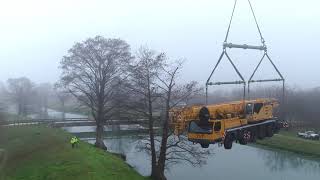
[
  {"xmin": 7, "ymin": 77, "xmax": 35, "ymax": 116},
  {"xmin": 59, "ymin": 36, "xmax": 133, "ymax": 149},
  {"xmin": 129, "ymin": 49, "xmax": 211, "ymax": 180},
  {"xmin": 127, "ymin": 47, "xmax": 166, "ymax": 179},
  {"xmin": 34, "ymin": 83, "xmax": 52, "ymax": 118},
  {"xmin": 154, "ymin": 60, "xmax": 209, "ymax": 180},
  {"xmin": 127, "ymin": 47, "xmax": 164, "ymax": 115}
]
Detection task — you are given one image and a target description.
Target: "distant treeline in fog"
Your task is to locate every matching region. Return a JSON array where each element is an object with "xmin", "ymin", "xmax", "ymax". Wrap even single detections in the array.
[
  {"xmin": 1, "ymin": 78, "xmax": 320, "ymax": 127},
  {"xmin": 0, "ymin": 77, "xmax": 76, "ymax": 119}
]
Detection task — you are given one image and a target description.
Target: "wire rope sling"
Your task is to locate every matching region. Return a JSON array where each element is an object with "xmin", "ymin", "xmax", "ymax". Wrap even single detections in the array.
[{"xmin": 206, "ymin": 0, "xmax": 285, "ymax": 113}]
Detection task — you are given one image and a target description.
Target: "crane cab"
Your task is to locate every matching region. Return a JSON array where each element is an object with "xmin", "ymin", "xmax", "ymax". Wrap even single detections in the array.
[{"xmin": 188, "ymin": 120, "xmax": 226, "ymax": 148}]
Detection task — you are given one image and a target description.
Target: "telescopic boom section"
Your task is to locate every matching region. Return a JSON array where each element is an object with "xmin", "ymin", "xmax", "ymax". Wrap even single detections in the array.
[{"xmin": 170, "ymin": 98, "xmax": 279, "ymax": 136}]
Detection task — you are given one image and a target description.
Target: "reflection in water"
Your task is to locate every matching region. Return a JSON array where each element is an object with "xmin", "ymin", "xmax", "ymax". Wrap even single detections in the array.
[
  {"xmin": 47, "ymin": 109, "xmax": 88, "ymax": 119},
  {"xmin": 62, "ymin": 125, "xmax": 145, "ymax": 133},
  {"xmin": 84, "ymin": 136, "xmax": 320, "ymax": 180},
  {"xmin": 258, "ymin": 147, "xmax": 320, "ymax": 173}
]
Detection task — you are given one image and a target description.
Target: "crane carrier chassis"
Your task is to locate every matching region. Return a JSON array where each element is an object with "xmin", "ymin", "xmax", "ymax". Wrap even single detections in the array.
[{"xmin": 170, "ymin": 98, "xmax": 286, "ymax": 149}]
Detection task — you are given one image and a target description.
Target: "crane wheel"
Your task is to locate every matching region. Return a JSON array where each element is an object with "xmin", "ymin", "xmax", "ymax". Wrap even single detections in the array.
[
  {"xmin": 224, "ymin": 134, "xmax": 233, "ymax": 149},
  {"xmin": 200, "ymin": 143, "xmax": 209, "ymax": 148},
  {"xmin": 266, "ymin": 124, "xmax": 274, "ymax": 137},
  {"xmin": 257, "ymin": 125, "xmax": 266, "ymax": 139},
  {"xmin": 239, "ymin": 130, "xmax": 250, "ymax": 145},
  {"xmin": 273, "ymin": 123, "xmax": 280, "ymax": 134},
  {"xmin": 250, "ymin": 131, "xmax": 257, "ymax": 143}
]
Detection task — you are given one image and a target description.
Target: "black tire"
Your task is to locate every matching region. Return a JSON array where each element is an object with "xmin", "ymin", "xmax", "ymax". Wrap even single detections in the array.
[
  {"xmin": 266, "ymin": 124, "xmax": 274, "ymax": 137},
  {"xmin": 200, "ymin": 143, "xmax": 209, "ymax": 148},
  {"xmin": 274, "ymin": 122, "xmax": 280, "ymax": 133},
  {"xmin": 224, "ymin": 134, "xmax": 233, "ymax": 149},
  {"xmin": 249, "ymin": 128, "xmax": 257, "ymax": 143},
  {"xmin": 239, "ymin": 138, "xmax": 247, "ymax": 145},
  {"xmin": 250, "ymin": 132, "xmax": 257, "ymax": 143},
  {"xmin": 239, "ymin": 130, "xmax": 250, "ymax": 145},
  {"xmin": 258, "ymin": 125, "xmax": 266, "ymax": 139}
]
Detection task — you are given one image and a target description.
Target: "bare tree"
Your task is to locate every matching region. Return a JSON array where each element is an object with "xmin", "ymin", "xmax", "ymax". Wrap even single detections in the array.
[
  {"xmin": 7, "ymin": 77, "xmax": 34, "ymax": 117},
  {"xmin": 0, "ymin": 84, "xmax": 8, "ymax": 124},
  {"xmin": 128, "ymin": 46, "xmax": 165, "ymax": 179},
  {"xmin": 130, "ymin": 54, "xmax": 210, "ymax": 180},
  {"xmin": 58, "ymin": 36, "xmax": 133, "ymax": 150},
  {"xmin": 54, "ymin": 83, "xmax": 71, "ymax": 120},
  {"xmin": 155, "ymin": 60, "xmax": 205, "ymax": 180},
  {"xmin": 0, "ymin": 103, "xmax": 6, "ymax": 125},
  {"xmin": 34, "ymin": 83, "xmax": 52, "ymax": 118}
]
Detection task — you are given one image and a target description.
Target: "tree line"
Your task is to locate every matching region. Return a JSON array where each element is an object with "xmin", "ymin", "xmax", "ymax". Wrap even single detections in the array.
[{"xmin": 0, "ymin": 78, "xmax": 73, "ymax": 120}]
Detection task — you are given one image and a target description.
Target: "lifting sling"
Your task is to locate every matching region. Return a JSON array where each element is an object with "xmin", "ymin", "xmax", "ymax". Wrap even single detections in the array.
[{"xmin": 206, "ymin": 0, "xmax": 285, "ymax": 109}]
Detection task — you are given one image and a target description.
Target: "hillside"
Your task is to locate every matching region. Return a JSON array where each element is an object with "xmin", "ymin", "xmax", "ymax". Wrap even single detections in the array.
[{"xmin": 0, "ymin": 126, "xmax": 148, "ymax": 180}]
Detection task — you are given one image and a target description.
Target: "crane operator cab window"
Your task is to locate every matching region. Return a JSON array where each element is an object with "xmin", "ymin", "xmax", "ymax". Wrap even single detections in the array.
[
  {"xmin": 214, "ymin": 121, "xmax": 221, "ymax": 131},
  {"xmin": 188, "ymin": 121, "xmax": 213, "ymax": 134},
  {"xmin": 246, "ymin": 102, "xmax": 264, "ymax": 115},
  {"xmin": 246, "ymin": 103, "xmax": 254, "ymax": 115},
  {"xmin": 253, "ymin": 103, "xmax": 263, "ymax": 114}
]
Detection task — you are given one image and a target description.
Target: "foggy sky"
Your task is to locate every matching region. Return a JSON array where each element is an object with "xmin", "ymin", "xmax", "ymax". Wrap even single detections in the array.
[{"xmin": 0, "ymin": 0, "xmax": 319, "ymax": 88}]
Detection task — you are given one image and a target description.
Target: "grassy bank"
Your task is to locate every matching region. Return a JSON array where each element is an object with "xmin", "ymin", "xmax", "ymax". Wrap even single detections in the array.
[
  {"xmin": 255, "ymin": 131, "xmax": 320, "ymax": 158},
  {"xmin": 0, "ymin": 126, "xmax": 148, "ymax": 180}
]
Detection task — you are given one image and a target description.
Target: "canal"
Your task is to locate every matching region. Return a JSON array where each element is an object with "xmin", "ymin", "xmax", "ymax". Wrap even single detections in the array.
[{"xmin": 62, "ymin": 126, "xmax": 320, "ymax": 180}]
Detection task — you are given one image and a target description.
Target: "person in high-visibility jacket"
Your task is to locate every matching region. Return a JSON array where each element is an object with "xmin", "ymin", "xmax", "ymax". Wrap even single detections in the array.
[{"xmin": 70, "ymin": 136, "xmax": 79, "ymax": 148}]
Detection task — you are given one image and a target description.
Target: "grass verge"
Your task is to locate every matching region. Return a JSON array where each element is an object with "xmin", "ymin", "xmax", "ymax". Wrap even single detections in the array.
[
  {"xmin": 0, "ymin": 126, "xmax": 149, "ymax": 180},
  {"xmin": 255, "ymin": 131, "xmax": 320, "ymax": 158}
]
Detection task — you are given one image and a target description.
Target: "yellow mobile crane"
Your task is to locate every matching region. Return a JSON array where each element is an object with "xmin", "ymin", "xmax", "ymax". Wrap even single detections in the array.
[
  {"xmin": 170, "ymin": 0, "xmax": 286, "ymax": 149},
  {"xmin": 170, "ymin": 98, "xmax": 284, "ymax": 149}
]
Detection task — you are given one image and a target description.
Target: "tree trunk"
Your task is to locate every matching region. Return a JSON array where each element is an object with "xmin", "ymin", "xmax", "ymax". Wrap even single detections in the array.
[
  {"xmin": 18, "ymin": 103, "xmax": 22, "ymax": 116},
  {"xmin": 44, "ymin": 103, "xmax": 48, "ymax": 118},
  {"xmin": 148, "ymin": 79, "xmax": 158, "ymax": 179},
  {"xmin": 95, "ymin": 79, "xmax": 107, "ymax": 150},
  {"xmin": 155, "ymin": 102, "xmax": 170, "ymax": 180},
  {"xmin": 150, "ymin": 124, "xmax": 158, "ymax": 179},
  {"xmin": 95, "ymin": 121, "xmax": 107, "ymax": 150},
  {"xmin": 154, "ymin": 166, "xmax": 167, "ymax": 180},
  {"xmin": 156, "ymin": 122, "xmax": 169, "ymax": 180}
]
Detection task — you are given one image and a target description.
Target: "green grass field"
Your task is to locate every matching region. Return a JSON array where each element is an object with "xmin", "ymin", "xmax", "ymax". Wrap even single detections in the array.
[
  {"xmin": 256, "ymin": 131, "xmax": 320, "ymax": 158},
  {"xmin": 0, "ymin": 126, "xmax": 148, "ymax": 180}
]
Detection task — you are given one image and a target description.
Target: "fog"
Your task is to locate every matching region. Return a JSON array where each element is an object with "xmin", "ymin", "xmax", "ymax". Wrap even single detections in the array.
[{"xmin": 0, "ymin": 0, "xmax": 319, "ymax": 88}]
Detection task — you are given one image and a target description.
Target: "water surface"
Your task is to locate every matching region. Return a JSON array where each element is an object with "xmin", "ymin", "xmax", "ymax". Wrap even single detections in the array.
[{"xmin": 84, "ymin": 137, "xmax": 320, "ymax": 180}]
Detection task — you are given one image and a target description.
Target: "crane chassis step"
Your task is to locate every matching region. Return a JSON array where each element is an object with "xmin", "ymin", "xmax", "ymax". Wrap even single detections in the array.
[{"xmin": 226, "ymin": 119, "xmax": 277, "ymax": 133}]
